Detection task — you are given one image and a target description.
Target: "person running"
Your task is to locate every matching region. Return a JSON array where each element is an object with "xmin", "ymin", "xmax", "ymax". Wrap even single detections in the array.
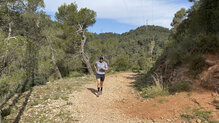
[{"xmin": 94, "ymin": 56, "xmax": 108, "ymax": 97}]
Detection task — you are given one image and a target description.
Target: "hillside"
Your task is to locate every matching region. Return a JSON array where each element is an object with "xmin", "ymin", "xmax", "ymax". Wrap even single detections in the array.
[
  {"xmin": 87, "ymin": 25, "xmax": 170, "ymax": 72},
  {"xmin": 140, "ymin": 0, "xmax": 219, "ymax": 92}
]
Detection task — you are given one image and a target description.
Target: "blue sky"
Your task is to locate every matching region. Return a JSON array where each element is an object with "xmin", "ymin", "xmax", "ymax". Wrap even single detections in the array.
[{"xmin": 44, "ymin": 0, "xmax": 193, "ymax": 34}]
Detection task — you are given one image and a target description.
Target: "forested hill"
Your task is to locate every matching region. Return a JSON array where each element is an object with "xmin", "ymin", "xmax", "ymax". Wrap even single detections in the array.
[
  {"xmin": 0, "ymin": 0, "xmax": 170, "ymax": 104},
  {"xmin": 140, "ymin": 0, "xmax": 219, "ymax": 94},
  {"xmin": 87, "ymin": 25, "xmax": 170, "ymax": 72}
]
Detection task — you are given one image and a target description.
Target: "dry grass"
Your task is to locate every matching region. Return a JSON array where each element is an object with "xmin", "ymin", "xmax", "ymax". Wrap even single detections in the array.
[
  {"xmin": 140, "ymin": 73, "xmax": 169, "ymax": 98},
  {"xmin": 1, "ymin": 75, "xmax": 95, "ymax": 122}
]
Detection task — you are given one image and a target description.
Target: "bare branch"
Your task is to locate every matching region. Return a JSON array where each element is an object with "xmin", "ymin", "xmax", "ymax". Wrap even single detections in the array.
[{"xmin": 4, "ymin": 22, "xmax": 17, "ymax": 42}]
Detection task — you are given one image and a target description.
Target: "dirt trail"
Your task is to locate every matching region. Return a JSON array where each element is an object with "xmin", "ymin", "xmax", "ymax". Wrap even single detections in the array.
[
  {"xmin": 67, "ymin": 72, "xmax": 218, "ymax": 123},
  {"xmin": 67, "ymin": 73, "xmax": 147, "ymax": 122},
  {"xmin": 3, "ymin": 72, "xmax": 218, "ymax": 122}
]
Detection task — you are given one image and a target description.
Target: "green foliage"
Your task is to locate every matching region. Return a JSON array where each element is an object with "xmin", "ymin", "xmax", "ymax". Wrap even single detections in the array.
[
  {"xmin": 171, "ymin": 8, "xmax": 187, "ymax": 34},
  {"xmin": 138, "ymin": 57, "xmax": 148, "ymax": 70},
  {"xmin": 169, "ymin": 82, "xmax": 191, "ymax": 93},
  {"xmin": 69, "ymin": 71, "xmax": 84, "ymax": 77},
  {"xmin": 195, "ymin": 34, "xmax": 219, "ymax": 53},
  {"xmin": 160, "ymin": 0, "xmax": 219, "ymax": 83},
  {"xmin": 181, "ymin": 114, "xmax": 195, "ymax": 119},
  {"xmin": 0, "ymin": 79, "xmax": 9, "ymax": 97},
  {"xmin": 213, "ymin": 100, "xmax": 219, "ymax": 110},
  {"xmin": 181, "ymin": 108, "xmax": 212, "ymax": 122},
  {"xmin": 140, "ymin": 74, "xmax": 169, "ymax": 98},
  {"xmin": 132, "ymin": 66, "xmax": 140, "ymax": 73},
  {"xmin": 1, "ymin": 108, "xmax": 11, "ymax": 118},
  {"xmin": 157, "ymin": 99, "xmax": 168, "ymax": 104},
  {"xmin": 88, "ymin": 26, "xmax": 170, "ymax": 72},
  {"xmin": 189, "ymin": 55, "xmax": 206, "ymax": 76},
  {"xmin": 140, "ymin": 85, "xmax": 169, "ymax": 98},
  {"xmin": 113, "ymin": 55, "xmax": 130, "ymax": 71},
  {"xmin": 193, "ymin": 108, "xmax": 212, "ymax": 121},
  {"xmin": 167, "ymin": 46, "xmax": 181, "ymax": 66},
  {"xmin": 56, "ymin": 3, "xmax": 96, "ymax": 29}
]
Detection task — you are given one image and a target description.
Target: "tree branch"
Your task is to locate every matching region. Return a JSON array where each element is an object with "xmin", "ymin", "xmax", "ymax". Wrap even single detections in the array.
[{"xmin": 4, "ymin": 22, "xmax": 17, "ymax": 42}]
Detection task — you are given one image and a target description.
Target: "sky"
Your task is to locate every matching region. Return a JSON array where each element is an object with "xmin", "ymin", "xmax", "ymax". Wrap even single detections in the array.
[{"xmin": 43, "ymin": 0, "xmax": 193, "ymax": 34}]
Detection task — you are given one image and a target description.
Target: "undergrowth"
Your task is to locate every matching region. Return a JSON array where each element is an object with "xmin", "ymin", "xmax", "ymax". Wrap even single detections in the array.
[{"xmin": 139, "ymin": 73, "xmax": 169, "ymax": 98}]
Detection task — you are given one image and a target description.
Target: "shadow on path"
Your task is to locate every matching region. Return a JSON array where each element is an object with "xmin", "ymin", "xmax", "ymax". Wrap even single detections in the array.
[
  {"xmin": 124, "ymin": 73, "xmax": 150, "ymax": 92},
  {"xmin": 87, "ymin": 88, "xmax": 97, "ymax": 96},
  {"xmin": 13, "ymin": 88, "xmax": 32, "ymax": 123}
]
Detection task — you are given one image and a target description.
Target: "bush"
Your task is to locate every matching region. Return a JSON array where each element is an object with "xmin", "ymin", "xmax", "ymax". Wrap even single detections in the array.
[
  {"xmin": 138, "ymin": 57, "xmax": 147, "ymax": 70},
  {"xmin": 181, "ymin": 114, "xmax": 195, "ymax": 120},
  {"xmin": 195, "ymin": 34, "xmax": 219, "ymax": 53},
  {"xmin": 140, "ymin": 74, "xmax": 169, "ymax": 98},
  {"xmin": 113, "ymin": 55, "xmax": 130, "ymax": 71},
  {"xmin": 132, "ymin": 66, "xmax": 140, "ymax": 73},
  {"xmin": 33, "ymin": 76, "xmax": 47, "ymax": 86},
  {"xmin": 169, "ymin": 81, "xmax": 191, "ymax": 93},
  {"xmin": 0, "ymin": 81, "xmax": 10, "ymax": 97},
  {"xmin": 69, "ymin": 71, "xmax": 84, "ymax": 77},
  {"xmin": 167, "ymin": 46, "xmax": 181, "ymax": 66},
  {"xmin": 193, "ymin": 108, "xmax": 212, "ymax": 121},
  {"xmin": 189, "ymin": 55, "xmax": 206, "ymax": 76},
  {"xmin": 1, "ymin": 108, "xmax": 11, "ymax": 117}
]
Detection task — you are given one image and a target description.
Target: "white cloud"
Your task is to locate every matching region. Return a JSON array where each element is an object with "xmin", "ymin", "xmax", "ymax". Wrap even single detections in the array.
[{"xmin": 44, "ymin": 0, "xmax": 192, "ymax": 28}]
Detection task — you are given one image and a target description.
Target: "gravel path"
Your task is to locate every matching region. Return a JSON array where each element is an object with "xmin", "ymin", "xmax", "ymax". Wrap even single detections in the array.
[{"xmin": 67, "ymin": 72, "xmax": 152, "ymax": 123}]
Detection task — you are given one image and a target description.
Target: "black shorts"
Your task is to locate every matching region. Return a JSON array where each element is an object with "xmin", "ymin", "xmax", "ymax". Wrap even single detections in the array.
[{"xmin": 96, "ymin": 74, "xmax": 105, "ymax": 82}]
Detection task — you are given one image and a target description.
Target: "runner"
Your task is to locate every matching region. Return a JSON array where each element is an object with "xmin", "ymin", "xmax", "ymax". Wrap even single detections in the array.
[{"xmin": 94, "ymin": 56, "xmax": 108, "ymax": 97}]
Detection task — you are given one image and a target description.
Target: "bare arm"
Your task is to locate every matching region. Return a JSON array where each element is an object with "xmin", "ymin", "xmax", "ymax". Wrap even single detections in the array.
[
  {"xmin": 94, "ymin": 64, "xmax": 97, "ymax": 73},
  {"xmin": 105, "ymin": 67, "xmax": 108, "ymax": 71},
  {"xmin": 104, "ymin": 63, "xmax": 109, "ymax": 71}
]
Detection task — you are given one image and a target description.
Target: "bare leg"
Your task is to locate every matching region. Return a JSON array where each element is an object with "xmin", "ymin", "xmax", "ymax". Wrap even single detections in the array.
[
  {"xmin": 97, "ymin": 79, "xmax": 101, "ymax": 97},
  {"xmin": 100, "ymin": 82, "xmax": 103, "ymax": 88}
]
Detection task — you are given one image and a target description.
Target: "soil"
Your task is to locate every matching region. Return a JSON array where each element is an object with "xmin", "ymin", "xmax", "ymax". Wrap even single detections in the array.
[{"xmin": 67, "ymin": 73, "xmax": 219, "ymax": 122}]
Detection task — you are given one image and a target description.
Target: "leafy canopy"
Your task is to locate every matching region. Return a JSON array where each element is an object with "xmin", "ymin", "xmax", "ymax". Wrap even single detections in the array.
[{"xmin": 55, "ymin": 3, "xmax": 96, "ymax": 29}]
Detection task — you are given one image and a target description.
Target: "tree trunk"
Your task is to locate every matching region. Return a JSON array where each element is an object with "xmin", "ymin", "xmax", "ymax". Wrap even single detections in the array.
[
  {"xmin": 51, "ymin": 49, "xmax": 62, "ymax": 79},
  {"xmin": 48, "ymin": 38, "xmax": 62, "ymax": 79},
  {"xmin": 0, "ymin": 110, "xmax": 2, "ymax": 123},
  {"xmin": 78, "ymin": 24, "xmax": 94, "ymax": 75}
]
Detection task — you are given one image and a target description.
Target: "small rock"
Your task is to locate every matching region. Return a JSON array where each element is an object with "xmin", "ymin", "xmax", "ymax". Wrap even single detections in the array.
[
  {"xmin": 167, "ymin": 119, "xmax": 171, "ymax": 122},
  {"xmin": 196, "ymin": 119, "xmax": 201, "ymax": 123}
]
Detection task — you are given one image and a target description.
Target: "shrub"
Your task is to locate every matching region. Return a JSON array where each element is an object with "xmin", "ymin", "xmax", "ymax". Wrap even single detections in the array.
[
  {"xmin": 33, "ymin": 76, "xmax": 47, "ymax": 86},
  {"xmin": 167, "ymin": 47, "xmax": 181, "ymax": 66},
  {"xmin": 132, "ymin": 66, "xmax": 140, "ymax": 73},
  {"xmin": 0, "ymin": 81, "xmax": 10, "ymax": 97},
  {"xmin": 195, "ymin": 34, "xmax": 219, "ymax": 53},
  {"xmin": 140, "ymin": 74, "xmax": 169, "ymax": 98},
  {"xmin": 1, "ymin": 108, "xmax": 11, "ymax": 118},
  {"xmin": 181, "ymin": 114, "xmax": 195, "ymax": 120},
  {"xmin": 193, "ymin": 108, "xmax": 212, "ymax": 121},
  {"xmin": 69, "ymin": 71, "xmax": 84, "ymax": 77},
  {"xmin": 138, "ymin": 57, "xmax": 147, "ymax": 70},
  {"xmin": 113, "ymin": 55, "xmax": 130, "ymax": 71},
  {"xmin": 169, "ymin": 81, "xmax": 191, "ymax": 93},
  {"xmin": 189, "ymin": 55, "xmax": 206, "ymax": 76},
  {"xmin": 180, "ymin": 108, "xmax": 213, "ymax": 122}
]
